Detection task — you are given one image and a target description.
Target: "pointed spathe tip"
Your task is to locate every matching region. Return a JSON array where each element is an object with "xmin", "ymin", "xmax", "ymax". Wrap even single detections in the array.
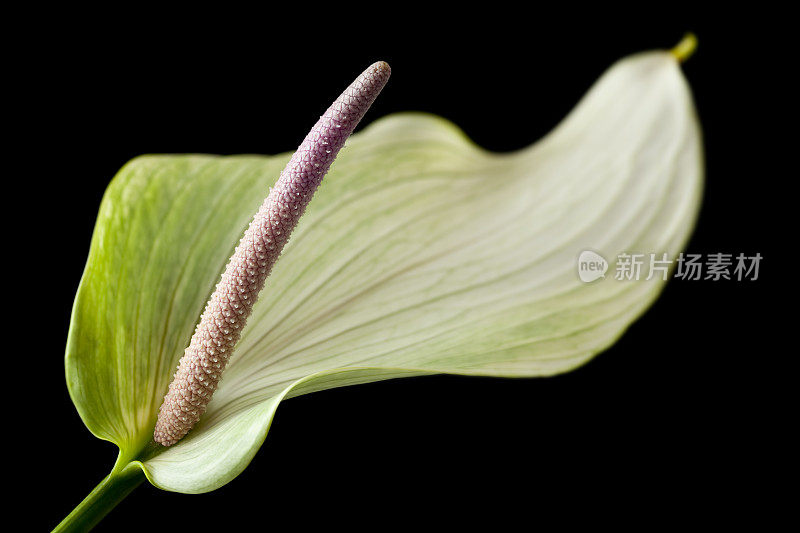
[{"xmin": 670, "ymin": 33, "xmax": 698, "ymax": 63}]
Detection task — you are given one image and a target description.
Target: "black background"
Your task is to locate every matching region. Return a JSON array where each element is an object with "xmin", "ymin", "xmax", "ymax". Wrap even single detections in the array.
[{"xmin": 15, "ymin": 8, "xmax": 782, "ymax": 531}]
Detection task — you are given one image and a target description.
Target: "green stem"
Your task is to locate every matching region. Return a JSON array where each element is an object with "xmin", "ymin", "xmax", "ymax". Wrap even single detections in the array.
[{"xmin": 53, "ymin": 462, "xmax": 144, "ymax": 532}]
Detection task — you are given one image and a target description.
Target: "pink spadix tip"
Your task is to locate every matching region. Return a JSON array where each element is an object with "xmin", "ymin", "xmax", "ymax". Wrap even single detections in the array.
[{"xmin": 154, "ymin": 61, "xmax": 391, "ymax": 446}]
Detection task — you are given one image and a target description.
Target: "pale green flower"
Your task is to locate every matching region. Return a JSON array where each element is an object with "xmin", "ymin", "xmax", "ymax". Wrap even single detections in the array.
[{"xmin": 58, "ymin": 36, "xmax": 701, "ymax": 531}]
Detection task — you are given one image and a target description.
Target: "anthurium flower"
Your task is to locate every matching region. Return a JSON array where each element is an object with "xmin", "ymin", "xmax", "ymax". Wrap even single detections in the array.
[{"xmin": 59, "ymin": 36, "xmax": 702, "ymax": 531}]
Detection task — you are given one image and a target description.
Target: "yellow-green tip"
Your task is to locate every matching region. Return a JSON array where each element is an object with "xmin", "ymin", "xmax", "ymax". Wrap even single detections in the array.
[{"xmin": 670, "ymin": 32, "xmax": 698, "ymax": 63}]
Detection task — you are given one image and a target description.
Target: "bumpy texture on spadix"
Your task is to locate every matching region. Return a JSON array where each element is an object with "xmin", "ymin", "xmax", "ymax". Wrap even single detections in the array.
[{"xmin": 154, "ymin": 61, "xmax": 391, "ymax": 446}]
